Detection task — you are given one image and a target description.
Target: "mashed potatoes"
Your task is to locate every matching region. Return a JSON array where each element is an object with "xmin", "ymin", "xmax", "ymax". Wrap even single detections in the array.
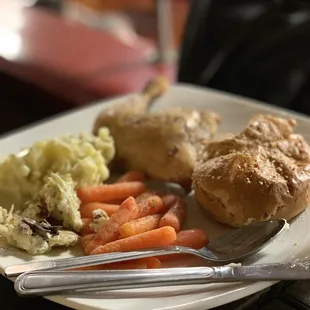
[
  {"xmin": 18, "ymin": 173, "xmax": 83, "ymax": 232},
  {"xmin": 0, "ymin": 127, "xmax": 115, "ymax": 209},
  {"xmin": 0, "ymin": 127, "xmax": 115, "ymax": 255},
  {"xmin": 0, "ymin": 206, "xmax": 79, "ymax": 255}
]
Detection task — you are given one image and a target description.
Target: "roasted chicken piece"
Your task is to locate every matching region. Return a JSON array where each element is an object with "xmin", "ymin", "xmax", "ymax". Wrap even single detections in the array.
[
  {"xmin": 93, "ymin": 77, "xmax": 220, "ymax": 187},
  {"xmin": 193, "ymin": 114, "xmax": 310, "ymax": 227}
]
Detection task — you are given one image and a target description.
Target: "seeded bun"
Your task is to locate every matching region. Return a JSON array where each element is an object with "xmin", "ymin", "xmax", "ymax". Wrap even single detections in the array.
[{"xmin": 192, "ymin": 115, "xmax": 310, "ymax": 227}]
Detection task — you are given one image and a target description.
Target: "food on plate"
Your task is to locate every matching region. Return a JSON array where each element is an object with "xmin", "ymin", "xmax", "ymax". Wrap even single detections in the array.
[
  {"xmin": 80, "ymin": 218, "xmax": 94, "ymax": 236},
  {"xmin": 0, "ymin": 128, "xmax": 115, "ymax": 210},
  {"xmin": 0, "ymin": 128, "xmax": 115, "ymax": 254},
  {"xmin": 161, "ymin": 194, "xmax": 178, "ymax": 208},
  {"xmin": 80, "ymin": 209, "xmax": 110, "ymax": 236},
  {"xmin": 79, "ymin": 202, "xmax": 119, "ymax": 218},
  {"xmin": 192, "ymin": 114, "xmax": 310, "ymax": 227},
  {"xmin": 93, "ymin": 76, "xmax": 220, "ymax": 187},
  {"xmin": 93, "ymin": 76, "xmax": 169, "ymax": 135},
  {"xmin": 89, "ymin": 226, "xmax": 177, "ymax": 255},
  {"xmin": 77, "ymin": 182, "xmax": 147, "ymax": 204},
  {"xmin": 81, "ymin": 233, "xmax": 95, "ymax": 249},
  {"xmin": 173, "ymin": 229, "xmax": 209, "ymax": 249},
  {"xmin": 135, "ymin": 191, "xmax": 157, "ymax": 203},
  {"xmin": 0, "ymin": 206, "xmax": 79, "ymax": 255},
  {"xmin": 9, "ymin": 81, "xmax": 304, "ymax": 271},
  {"xmin": 156, "ymin": 229, "xmax": 209, "ymax": 261},
  {"xmin": 118, "ymin": 214, "xmax": 162, "ymax": 238},
  {"xmin": 84, "ymin": 197, "xmax": 140, "ymax": 254},
  {"xmin": 76, "ymin": 171, "xmax": 208, "ymax": 269},
  {"xmin": 83, "ymin": 194, "xmax": 165, "ymax": 254},
  {"xmin": 18, "ymin": 173, "xmax": 82, "ymax": 231},
  {"xmin": 0, "ymin": 173, "xmax": 83, "ymax": 254},
  {"xmin": 89, "ymin": 209, "xmax": 109, "ymax": 232},
  {"xmin": 136, "ymin": 195, "xmax": 164, "ymax": 218},
  {"xmin": 159, "ymin": 197, "xmax": 186, "ymax": 232}
]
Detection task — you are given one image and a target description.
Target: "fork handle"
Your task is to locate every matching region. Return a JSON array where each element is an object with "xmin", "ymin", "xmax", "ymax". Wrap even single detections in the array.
[{"xmin": 5, "ymin": 246, "xmax": 194, "ymax": 277}]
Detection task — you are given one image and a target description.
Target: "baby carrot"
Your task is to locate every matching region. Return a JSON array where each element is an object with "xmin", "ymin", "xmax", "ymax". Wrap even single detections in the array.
[
  {"xmin": 104, "ymin": 199, "xmax": 125, "ymax": 205},
  {"xmin": 73, "ymin": 257, "xmax": 161, "ymax": 271},
  {"xmin": 146, "ymin": 257, "xmax": 162, "ymax": 269},
  {"xmin": 77, "ymin": 182, "xmax": 147, "ymax": 203},
  {"xmin": 137, "ymin": 195, "xmax": 163, "ymax": 218},
  {"xmin": 116, "ymin": 171, "xmax": 145, "ymax": 183},
  {"xmin": 161, "ymin": 194, "xmax": 178, "ymax": 211},
  {"xmin": 173, "ymin": 229, "xmax": 208, "ymax": 249},
  {"xmin": 79, "ymin": 218, "xmax": 94, "ymax": 236},
  {"xmin": 80, "ymin": 202, "xmax": 119, "ymax": 218},
  {"xmin": 135, "ymin": 192, "xmax": 156, "ymax": 204},
  {"xmin": 157, "ymin": 229, "xmax": 209, "ymax": 261},
  {"xmin": 159, "ymin": 198, "xmax": 186, "ymax": 232},
  {"xmin": 85, "ymin": 197, "xmax": 139, "ymax": 254},
  {"xmin": 119, "ymin": 214, "xmax": 161, "ymax": 238},
  {"xmin": 80, "ymin": 233, "xmax": 95, "ymax": 251},
  {"xmin": 90, "ymin": 226, "xmax": 177, "ymax": 255}
]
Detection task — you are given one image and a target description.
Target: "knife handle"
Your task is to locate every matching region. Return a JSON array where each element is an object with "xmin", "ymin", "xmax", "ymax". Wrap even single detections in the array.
[
  {"xmin": 14, "ymin": 262, "xmax": 310, "ymax": 297},
  {"xmin": 14, "ymin": 267, "xmax": 220, "ymax": 296}
]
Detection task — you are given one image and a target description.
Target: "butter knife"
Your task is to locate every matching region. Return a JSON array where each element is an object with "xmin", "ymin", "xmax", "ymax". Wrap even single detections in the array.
[{"xmin": 14, "ymin": 261, "xmax": 310, "ymax": 296}]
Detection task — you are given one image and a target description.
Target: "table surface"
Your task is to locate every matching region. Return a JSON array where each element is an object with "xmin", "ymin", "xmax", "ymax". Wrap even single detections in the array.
[
  {"xmin": 0, "ymin": 1, "xmax": 177, "ymax": 105},
  {"xmin": 3, "ymin": 275, "xmax": 310, "ymax": 310}
]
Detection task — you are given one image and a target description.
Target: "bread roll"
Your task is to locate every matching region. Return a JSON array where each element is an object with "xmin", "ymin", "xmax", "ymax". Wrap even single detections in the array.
[{"xmin": 192, "ymin": 114, "xmax": 310, "ymax": 227}]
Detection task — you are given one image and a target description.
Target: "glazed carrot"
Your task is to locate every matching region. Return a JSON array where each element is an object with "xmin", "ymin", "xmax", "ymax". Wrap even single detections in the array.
[
  {"xmin": 157, "ymin": 229, "xmax": 209, "ymax": 261},
  {"xmin": 145, "ymin": 257, "xmax": 162, "ymax": 269},
  {"xmin": 90, "ymin": 226, "xmax": 177, "ymax": 255},
  {"xmin": 137, "ymin": 195, "xmax": 164, "ymax": 218},
  {"xmin": 77, "ymin": 182, "xmax": 147, "ymax": 203},
  {"xmin": 173, "ymin": 229, "xmax": 208, "ymax": 249},
  {"xmin": 161, "ymin": 194, "xmax": 178, "ymax": 211},
  {"xmin": 159, "ymin": 198, "xmax": 186, "ymax": 232},
  {"xmin": 79, "ymin": 218, "xmax": 94, "ymax": 236},
  {"xmin": 135, "ymin": 192, "xmax": 156, "ymax": 204},
  {"xmin": 104, "ymin": 199, "xmax": 124, "ymax": 205},
  {"xmin": 73, "ymin": 257, "xmax": 161, "ymax": 271},
  {"xmin": 80, "ymin": 233, "xmax": 95, "ymax": 251},
  {"xmin": 119, "ymin": 214, "xmax": 161, "ymax": 238},
  {"xmin": 85, "ymin": 197, "xmax": 139, "ymax": 254},
  {"xmin": 116, "ymin": 171, "xmax": 145, "ymax": 183},
  {"xmin": 80, "ymin": 202, "xmax": 119, "ymax": 218}
]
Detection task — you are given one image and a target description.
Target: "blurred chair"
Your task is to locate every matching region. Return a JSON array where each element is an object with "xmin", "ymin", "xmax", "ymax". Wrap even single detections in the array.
[{"xmin": 178, "ymin": 0, "xmax": 310, "ymax": 115}]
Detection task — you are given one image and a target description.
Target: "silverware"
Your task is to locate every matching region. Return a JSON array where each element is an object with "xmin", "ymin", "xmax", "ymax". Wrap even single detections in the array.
[
  {"xmin": 5, "ymin": 219, "xmax": 287, "ymax": 277},
  {"xmin": 14, "ymin": 261, "xmax": 310, "ymax": 296}
]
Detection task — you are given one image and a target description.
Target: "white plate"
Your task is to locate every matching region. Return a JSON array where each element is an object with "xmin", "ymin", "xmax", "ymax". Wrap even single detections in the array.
[{"xmin": 1, "ymin": 84, "xmax": 310, "ymax": 310}]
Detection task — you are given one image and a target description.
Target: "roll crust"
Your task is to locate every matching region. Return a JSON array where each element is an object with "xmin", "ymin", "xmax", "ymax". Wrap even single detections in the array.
[{"xmin": 192, "ymin": 114, "xmax": 310, "ymax": 227}]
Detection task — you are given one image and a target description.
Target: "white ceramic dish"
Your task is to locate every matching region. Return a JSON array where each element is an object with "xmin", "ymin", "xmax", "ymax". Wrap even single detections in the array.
[{"xmin": 1, "ymin": 84, "xmax": 310, "ymax": 310}]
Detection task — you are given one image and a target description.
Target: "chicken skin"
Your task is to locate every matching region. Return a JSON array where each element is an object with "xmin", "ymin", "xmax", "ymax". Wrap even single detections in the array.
[{"xmin": 93, "ymin": 77, "xmax": 220, "ymax": 187}]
